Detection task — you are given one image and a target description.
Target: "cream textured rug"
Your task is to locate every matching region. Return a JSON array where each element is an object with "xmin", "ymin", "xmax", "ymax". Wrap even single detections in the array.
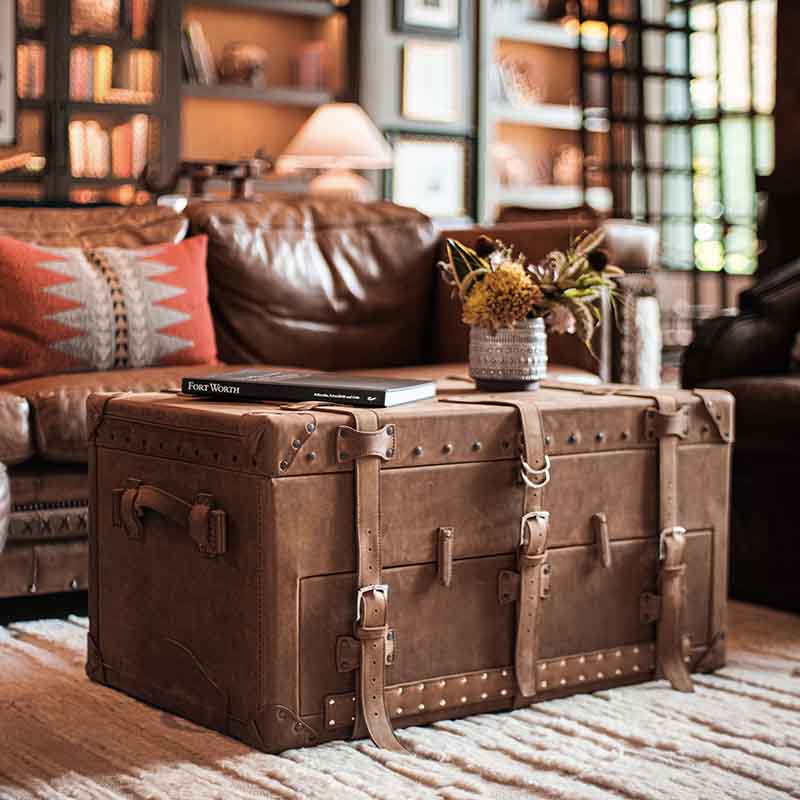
[{"xmin": 0, "ymin": 602, "xmax": 798, "ymax": 800}]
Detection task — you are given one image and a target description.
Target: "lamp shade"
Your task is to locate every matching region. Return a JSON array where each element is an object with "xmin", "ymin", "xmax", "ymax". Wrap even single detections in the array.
[{"xmin": 278, "ymin": 103, "xmax": 393, "ymax": 171}]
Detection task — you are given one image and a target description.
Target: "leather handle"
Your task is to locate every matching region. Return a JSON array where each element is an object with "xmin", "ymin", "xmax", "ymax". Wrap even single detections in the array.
[
  {"xmin": 592, "ymin": 513, "xmax": 612, "ymax": 568},
  {"xmin": 112, "ymin": 478, "xmax": 227, "ymax": 557},
  {"xmin": 438, "ymin": 527, "xmax": 454, "ymax": 588}
]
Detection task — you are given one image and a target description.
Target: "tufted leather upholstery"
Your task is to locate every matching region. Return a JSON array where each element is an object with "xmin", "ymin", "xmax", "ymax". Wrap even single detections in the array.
[{"xmin": 186, "ymin": 197, "xmax": 439, "ymax": 370}]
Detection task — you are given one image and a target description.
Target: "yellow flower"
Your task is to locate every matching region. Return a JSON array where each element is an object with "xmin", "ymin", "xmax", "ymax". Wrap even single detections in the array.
[{"xmin": 462, "ymin": 261, "xmax": 542, "ymax": 331}]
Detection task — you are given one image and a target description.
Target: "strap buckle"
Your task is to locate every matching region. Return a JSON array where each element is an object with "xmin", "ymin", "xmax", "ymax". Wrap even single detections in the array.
[
  {"xmin": 520, "ymin": 454, "xmax": 551, "ymax": 489},
  {"xmin": 520, "ymin": 510, "xmax": 550, "ymax": 547},
  {"xmin": 659, "ymin": 526, "xmax": 687, "ymax": 560},
  {"xmin": 356, "ymin": 584, "xmax": 389, "ymax": 622}
]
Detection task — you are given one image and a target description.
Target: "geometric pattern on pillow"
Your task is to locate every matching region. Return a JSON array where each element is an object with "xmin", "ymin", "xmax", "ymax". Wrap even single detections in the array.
[{"xmin": 0, "ymin": 234, "xmax": 217, "ymax": 383}]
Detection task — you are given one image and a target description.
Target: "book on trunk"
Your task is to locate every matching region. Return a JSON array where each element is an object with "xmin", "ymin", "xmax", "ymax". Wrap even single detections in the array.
[{"xmin": 181, "ymin": 369, "xmax": 437, "ymax": 408}]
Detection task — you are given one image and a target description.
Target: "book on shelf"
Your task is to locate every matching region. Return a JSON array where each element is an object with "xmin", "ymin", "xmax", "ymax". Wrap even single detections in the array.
[
  {"xmin": 290, "ymin": 41, "xmax": 328, "ymax": 90},
  {"xmin": 16, "ymin": 42, "xmax": 46, "ymax": 100},
  {"xmin": 180, "ymin": 30, "xmax": 199, "ymax": 84},
  {"xmin": 69, "ymin": 114, "xmax": 149, "ymax": 179},
  {"xmin": 181, "ymin": 369, "xmax": 437, "ymax": 408},
  {"xmin": 70, "ymin": 46, "xmax": 156, "ymax": 102},
  {"xmin": 17, "ymin": 0, "xmax": 45, "ymax": 29},
  {"xmin": 184, "ymin": 21, "xmax": 217, "ymax": 85},
  {"xmin": 94, "ymin": 45, "xmax": 114, "ymax": 102},
  {"xmin": 126, "ymin": 0, "xmax": 152, "ymax": 41}
]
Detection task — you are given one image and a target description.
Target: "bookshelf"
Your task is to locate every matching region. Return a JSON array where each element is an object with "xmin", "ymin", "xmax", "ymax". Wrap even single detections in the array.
[
  {"xmin": 179, "ymin": 0, "xmax": 357, "ymax": 187},
  {"xmin": 478, "ymin": 1, "xmax": 613, "ymax": 222},
  {"xmin": 0, "ymin": 0, "xmax": 181, "ymax": 205}
]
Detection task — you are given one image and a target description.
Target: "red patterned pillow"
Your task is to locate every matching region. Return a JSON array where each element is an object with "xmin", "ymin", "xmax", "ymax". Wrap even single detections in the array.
[{"xmin": 0, "ymin": 235, "xmax": 217, "ymax": 383}]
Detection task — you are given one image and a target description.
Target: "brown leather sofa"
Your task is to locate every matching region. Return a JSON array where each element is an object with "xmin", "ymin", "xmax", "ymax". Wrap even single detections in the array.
[
  {"xmin": 0, "ymin": 197, "xmax": 658, "ymax": 600},
  {"xmin": 683, "ymin": 259, "xmax": 800, "ymax": 613}
]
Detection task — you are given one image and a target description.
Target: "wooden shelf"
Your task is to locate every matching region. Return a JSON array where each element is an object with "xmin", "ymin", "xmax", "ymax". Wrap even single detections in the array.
[
  {"xmin": 17, "ymin": 26, "xmax": 45, "ymax": 41},
  {"xmin": 68, "ymin": 101, "xmax": 161, "ymax": 115},
  {"xmin": 182, "ymin": 82, "xmax": 332, "ymax": 108},
  {"xmin": 494, "ymin": 19, "xmax": 607, "ymax": 52},
  {"xmin": 69, "ymin": 176, "xmax": 139, "ymax": 186},
  {"xmin": 187, "ymin": 0, "xmax": 338, "ymax": 17},
  {"xmin": 69, "ymin": 33, "xmax": 156, "ymax": 50},
  {"xmin": 498, "ymin": 185, "xmax": 612, "ymax": 211},
  {"xmin": 492, "ymin": 103, "xmax": 583, "ymax": 130},
  {"xmin": 17, "ymin": 98, "xmax": 46, "ymax": 110},
  {"xmin": 0, "ymin": 172, "xmax": 45, "ymax": 183}
]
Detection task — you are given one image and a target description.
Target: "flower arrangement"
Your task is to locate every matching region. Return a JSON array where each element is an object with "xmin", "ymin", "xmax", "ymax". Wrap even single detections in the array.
[{"xmin": 440, "ymin": 229, "xmax": 623, "ymax": 347}]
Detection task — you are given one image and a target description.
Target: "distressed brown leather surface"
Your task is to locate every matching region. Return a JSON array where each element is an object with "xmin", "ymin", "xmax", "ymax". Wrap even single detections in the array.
[
  {"xmin": 0, "ymin": 206, "xmax": 188, "ymax": 248},
  {"xmin": 0, "ymin": 464, "xmax": 9, "ymax": 552},
  {"xmin": 8, "ymin": 463, "xmax": 89, "ymax": 508},
  {"xmin": 88, "ymin": 384, "xmax": 732, "ymax": 753},
  {"xmin": 0, "ymin": 539, "xmax": 88, "ymax": 598},
  {"xmin": 186, "ymin": 197, "xmax": 439, "ymax": 371},
  {"xmin": 0, "ymin": 391, "xmax": 32, "ymax": 465}
]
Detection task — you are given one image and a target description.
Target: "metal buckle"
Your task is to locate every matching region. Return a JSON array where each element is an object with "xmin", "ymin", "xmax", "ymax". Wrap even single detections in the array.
[
  {"xmin": 659, "ymin": 526, "xmax": 687, "ymax": 560},
  {"xmin": 356, "ymin": 584, "xmax": 389, "ymax": 622},
  {"xmin": 520, "ymin": 510, "xmax": 550, "ymax": 546},
  {"xmin": 520, "ymin": 454, "xmax": 551, "ymax": 489}
]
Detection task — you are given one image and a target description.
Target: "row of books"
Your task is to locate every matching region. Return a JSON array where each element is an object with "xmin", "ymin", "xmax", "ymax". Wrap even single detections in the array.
[
  {"xmin": 68, "ymin": 115, "xmax": 149, "ymax": 179},
  {"xmin": 70, "ymin": 0, "xmax": 152, "ymax": 40},
  {"xmin": 70, "ymin": 46, "xmax": 157, "ymax": 104},
  {"xmin": 17, "ymin": 42, "xmax": 46, "ymax": 100},
  {"xmin": 17, "ymin": 0, "xmax": 45, "ymax": 30}
]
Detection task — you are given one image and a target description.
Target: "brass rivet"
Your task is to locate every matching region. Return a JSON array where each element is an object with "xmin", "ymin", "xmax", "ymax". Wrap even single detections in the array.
[
  {"xmin": 387, "ymin": 425, "xmax": 395, "ymax": 435},
  {"xmin": 418, "ymin": 703, "xmax": 425, "ymax": 710},
  {"xmin": 386, "ymin": 448, "xmax": 394, "ymax": 458},
  {"xmin": 328, "ymin": 720, "xmax": 336, "ymax": 727},
  {"xmin": 568, "ymin": 433, "xmax": 578, "ymax": 444},
  {"xmin": 69, "ymin": 578, "xmax": 79, "ymax": 591},
  {"xmin": 501, "ymin": 441, "xmax": 510, "ymax": 449},
  {"xmin": 396, "ymin": 707, "xmax": 403, "ymax": 714},
  {"xmin": 413, "ymin": 445, "xmax": 423, "ymax": 456},
  {"xmin": 28, "ymin": 583, "xmax": 37, "ymax": 594},
  {"xmin": 460, "ymin": 696, "xmax": 468, "ymax": 703},
  {"xmin": 307, "ymin": 451, "xmax": 317, "ymax": 462},
  {"xmin": 328, "ymin": 698, "xmax": 335, "ymax": 706},
  {"xmin": 472, "ymin": 441, "xmax": 482, "ymax": 451},
  {"xmin": 340, "ymin": 429, "xmax": 348, "ymax": 438},
  {"xmin": 544, "ymin": 434, "xmax": 552, "ymax": 445},
  {"xmin": 340, "ymin": 452, "xmax": 349, "ymax": 461},
  {"xmin": 500, "ymin": 689, "xmax": 508, "ymax": 696},
  {"xmin": 621, "ymin": 430, "xmax": 630, "ymax": 440},
  {"xmin": 596, "ymin": 432, "xmax": 605, "ymax": 442},
  {"xmin": 306, "ymin": 422, "xmax": 316, "ymax": 433},
  {"xmin": 443, "ymin": 443, "xmax": 453, "ymax": 454},
  {"xmin": 439, "ymin": 699, "xmax": 446, "ymax": 706},
  {"xmin": 540, "ymin": 680, "xmax": 548, "ymax": 689},
  {"xmin": 292, "ymin": 439, "xmax": 301, "ymax": 449},
  {"xmin": 279, "ymin": 460, "xmax": 289, "ymax": 471}
]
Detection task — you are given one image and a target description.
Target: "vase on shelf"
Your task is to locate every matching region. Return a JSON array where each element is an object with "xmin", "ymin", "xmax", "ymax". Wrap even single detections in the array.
[{"xmin": 469, "ymin": 316, "xmax": 548, "ymax": 392}]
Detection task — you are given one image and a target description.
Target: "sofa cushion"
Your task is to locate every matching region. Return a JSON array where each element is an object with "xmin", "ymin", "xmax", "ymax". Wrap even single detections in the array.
[
  {"xmin": 186, "ymin": 197, "xmax": 439, "ymax": 370},
  {"xmin": 0, "ymin": 235, "xmax": 217, "ymax": 383},
  {"xmin": 3, "ymin": 365, "xmax": 227, "ymax": 463},
  {"xmin": 0, "ymin": 205, "xmax": 188, "ymax": 248}
]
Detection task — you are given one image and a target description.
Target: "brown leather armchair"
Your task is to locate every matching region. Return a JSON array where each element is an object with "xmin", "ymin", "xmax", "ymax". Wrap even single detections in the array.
[
  {"xmin": 0, "ymin": 198, "xmax": 658, "ymax": 600},
  {"xmin": 683, "ymin": 259, "xmax": 800, "ymax": 612}
]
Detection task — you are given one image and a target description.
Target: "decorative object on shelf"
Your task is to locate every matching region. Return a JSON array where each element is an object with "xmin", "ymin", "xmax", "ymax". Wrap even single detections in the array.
[
  {"xmin": 0, "ymin": 151, "xmax": 43, "ymax": 174},
  {"xmin": 394, "ymin": 0, "xmax": 461, "ymax": 37},
  {"xmin": 70, "ymin": 0, "xmax": 119, "ymax": 35},
  {"xmin": 439, "ymin": 230, "xmax": 622, "ymax": 389},
  {"xmin": 0, "ymin": 0, "xmax": 15, "ymax": 146},
  {"xmin": 220, "ymin": 43, "xmax": 269, "ymax": 88},
  {"xmin": 491, "ymin": 141, "xmax": 549, "ymax": 188},
  {"xmin": 386, "ymin": 132, "xmax": 470, "ymax": 220},
  {"xmin": 277, "ymin": 103, "xmax": 392, "ymax": 202},
  {"xmin": 290, "ymin": 41, "xmax": 328, "ymax": 91},
  {"xmin": 401, "ymin": 40, "xmax": 460, "ymax": 123},
  {"xmin": 496, "ymin": 55, "xmax": 544, "ymax": 108},
  {"xmin": 553, "ymin": 144, "xmax": 582, "ymax": 186}
]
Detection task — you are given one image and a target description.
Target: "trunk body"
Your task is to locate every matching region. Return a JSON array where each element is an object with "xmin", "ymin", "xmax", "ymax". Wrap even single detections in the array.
[{"xmin": 87, "ymin": 385, "xmax": 732, "ymax": 753}]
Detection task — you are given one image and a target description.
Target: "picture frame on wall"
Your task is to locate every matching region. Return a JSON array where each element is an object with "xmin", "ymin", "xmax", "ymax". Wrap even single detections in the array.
[
  {"xmin": 401, "ymin": 41, "xmax": 460, "ymax": 123},
  {"xmin": 385, "ymin": 132, "xmax": 473, "ymax": 221},
  {"xmin": 394, "ymin": 0, "xmax": 461, "ymax": 37},
  {"xmin": 0, "ymin": 0, "xmax": 17, "ymax": 146}
]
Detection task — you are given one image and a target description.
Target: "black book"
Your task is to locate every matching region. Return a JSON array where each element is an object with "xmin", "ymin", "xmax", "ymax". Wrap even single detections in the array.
[{"xmin": 181, "ymin": 368, "xmax": 437, "ymax": 408}]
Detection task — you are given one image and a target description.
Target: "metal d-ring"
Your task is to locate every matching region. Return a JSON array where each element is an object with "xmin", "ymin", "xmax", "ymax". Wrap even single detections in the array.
[{"xmin": 520, "ymin": 454, "xmax": 551, "ymax": 489}]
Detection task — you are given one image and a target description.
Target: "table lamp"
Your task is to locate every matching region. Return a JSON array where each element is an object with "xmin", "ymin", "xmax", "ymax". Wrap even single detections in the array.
[{"xmin": 277, "ymin": 103, "xmax": 393, "ymax": 201}]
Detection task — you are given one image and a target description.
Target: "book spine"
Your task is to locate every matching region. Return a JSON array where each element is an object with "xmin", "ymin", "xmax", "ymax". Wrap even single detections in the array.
[{"xmin": 181, "ymin": 378, "xmax": 388, "ymax": 407}]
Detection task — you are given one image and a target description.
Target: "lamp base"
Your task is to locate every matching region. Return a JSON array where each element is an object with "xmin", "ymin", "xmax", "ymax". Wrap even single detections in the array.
[{"xmin": 308, "ymin": 169, "xmax": 376, "ymax": 202}]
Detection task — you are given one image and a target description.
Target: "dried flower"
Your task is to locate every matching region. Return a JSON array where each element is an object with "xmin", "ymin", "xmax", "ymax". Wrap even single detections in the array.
[
  {"xmin": 474, "ymin": 235, "xmax": 497, "ymax": 258},
  {"xmin": 546, "ymin": 304, "xmax": 576, "ymax": 335},
  {"xmin": 587, "ymin": 249, "xmax": 609, "ymax": 271},
  {"xmin": 462, "ymin": 262, "xmax": 541, "ymax": 331}
]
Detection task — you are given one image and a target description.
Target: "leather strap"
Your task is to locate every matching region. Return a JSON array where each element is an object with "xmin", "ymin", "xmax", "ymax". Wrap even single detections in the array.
[
  {"xmin": 349, "ymin": 408, "xmax": 404, "ymax": 752},
  {"xmin": 540, "ymin": 382, "xmax": 694, "ymax": 692},
  {"xmin": 441, "ymin": 396, "xmax": 550, "ymax": 700},
  {"xmin": 112, "ymin": 479, "xmax": 227, "ymax": 557}
]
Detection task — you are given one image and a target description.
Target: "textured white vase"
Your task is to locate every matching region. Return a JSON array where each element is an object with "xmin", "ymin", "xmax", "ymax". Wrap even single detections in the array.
[{"xmin": 469, "ymin": 317, "xmax": 548, "ymax": 391}]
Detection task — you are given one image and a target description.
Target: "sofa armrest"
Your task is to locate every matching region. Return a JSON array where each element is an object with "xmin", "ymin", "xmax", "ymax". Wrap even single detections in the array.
[
  {"xmin": 681, "ymin": 312, "xmax": 795, "ymax": 388},
  {"xmin": 0, "ymin": 391, "xmax": 32, "ymax": 466},
  {"xmin": 739, "ymin": 256, "xmax": 800, "ymax": 324}
]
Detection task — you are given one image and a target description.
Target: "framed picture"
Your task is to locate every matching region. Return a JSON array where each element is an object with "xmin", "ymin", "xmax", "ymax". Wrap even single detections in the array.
[
  {"xmin": 0, "ymin": 0, "xmax": 16, "ymax": 146},
  {"xmin": 385, "ymin": 132, "xmax": 473, "ymax": 220},
  {"xmin": 394, "ymin": 0, "xmax": 461, "ymax": 37},
  {"xmin": 401, "ymin": 41, "xmax": 460, "ymax": 123}
]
